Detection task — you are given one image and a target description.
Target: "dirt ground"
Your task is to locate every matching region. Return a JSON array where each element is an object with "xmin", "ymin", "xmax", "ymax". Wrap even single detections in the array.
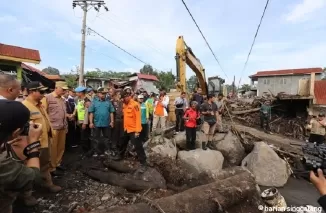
[{"xmin": 12, "ymin": 148, "xmax": 324, "ymax": 213}]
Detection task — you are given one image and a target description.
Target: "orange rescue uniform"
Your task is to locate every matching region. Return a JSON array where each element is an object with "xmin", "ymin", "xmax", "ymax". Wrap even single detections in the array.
[{"xmin": 123, "ymin": 99, "xmax": 142, "ymax": 133}]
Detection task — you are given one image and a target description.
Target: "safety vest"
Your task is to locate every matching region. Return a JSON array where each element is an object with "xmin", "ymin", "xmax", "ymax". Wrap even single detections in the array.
[{"xmin": 77, "ymin": 99, "xmax": 86, "ymax": 121}]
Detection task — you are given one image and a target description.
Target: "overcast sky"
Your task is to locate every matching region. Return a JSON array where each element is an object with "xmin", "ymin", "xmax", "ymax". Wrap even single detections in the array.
[{"xmin": 1, "ymin": 0, "xmax": 325, "ymax": 84}]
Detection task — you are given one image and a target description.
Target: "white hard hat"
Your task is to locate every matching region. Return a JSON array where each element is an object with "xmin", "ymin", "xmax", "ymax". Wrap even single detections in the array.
[{"xmin": 138, "ymin": 94, "xmax": 144, "ymax": 99}]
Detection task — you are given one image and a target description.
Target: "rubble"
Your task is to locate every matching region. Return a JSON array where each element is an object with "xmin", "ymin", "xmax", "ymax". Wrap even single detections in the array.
[
  {"xmin": 17, "ymin": 125, "xmax": 315, "ymax": 213},
  {"xmin": 226, "ymin": 97, "xmax": 307, "ymax": 140}
]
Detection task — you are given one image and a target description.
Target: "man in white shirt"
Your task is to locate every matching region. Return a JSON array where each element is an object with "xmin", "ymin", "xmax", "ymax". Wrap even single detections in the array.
[{"xmin": 0, "ymin": 74, "xmax": 21, "ymax": 100}]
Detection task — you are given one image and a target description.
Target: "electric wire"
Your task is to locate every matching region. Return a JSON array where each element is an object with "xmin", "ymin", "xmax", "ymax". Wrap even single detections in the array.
[
  {"xmin": 85, "ymin": 46, "xmax": 129, "ymax": 66},
  {"xmin": 180, "ymin": 0, "xmax": 228, "ymax": 79},
  {"xmin": 87, "ymin": 27, "xmax": 149, "ymax": 65},
  {"xmin": 238, "ymin": 0, "xmax": 271, "ymax": 86},
  {"xmin": 97, "ymin": 16, "xmax": 167, "ymax": 58}
]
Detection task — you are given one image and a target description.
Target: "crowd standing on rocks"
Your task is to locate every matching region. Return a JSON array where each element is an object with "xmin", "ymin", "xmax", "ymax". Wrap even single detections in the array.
[{"xmin": 1, "ymin": 73, "xmax": 326, "ymax": 213}]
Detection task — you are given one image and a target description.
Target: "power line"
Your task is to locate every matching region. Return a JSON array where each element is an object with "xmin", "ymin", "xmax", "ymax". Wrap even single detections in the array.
[
  {"xmin": 73, "ymin": 0, "xmax": 109, "ymax": 86},
  {"xmin": 180, "ymin": 0, "xmax": 228, "ymax": 79},
  {"xmin": 238, "ymin": 0, "xmax": 271, "ymax": 86},
  {"xmin": 85, "ymin": 46, "xmax": 129, "ymax": 66},
  {"xmin": 97, "ymin": 16, "xmax": 167, "ymax": 59},
  {"xmin": 87, "ymin": 27, "xmax": 148, "ymax": 64}
]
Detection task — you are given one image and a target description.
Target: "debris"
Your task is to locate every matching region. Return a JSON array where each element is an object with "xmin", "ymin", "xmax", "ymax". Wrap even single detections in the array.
[
  {"xmin": 261, "ymin": 188, "xmax": 287, "ymax": 208},
  {"xmin": 91, "ymin": 170, "xmax": 261, "ymax": 213},
  {"xmin": 101, "ymin": 194, "xmax": 111, "ymax": 201}
]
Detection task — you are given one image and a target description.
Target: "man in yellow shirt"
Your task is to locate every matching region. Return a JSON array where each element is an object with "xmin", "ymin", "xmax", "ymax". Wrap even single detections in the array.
[{"xmin": 22, "ymin": 82, "xmax": 62, "ymax": 204}]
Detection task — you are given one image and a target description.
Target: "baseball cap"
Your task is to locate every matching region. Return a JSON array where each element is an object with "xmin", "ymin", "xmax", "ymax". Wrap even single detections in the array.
[
  {"xmin": 26, "ymin": 81, "xmax": 48, "ymax": 91},
  {"xmin": 120, "ymin": 90, "xmax": 131, "ymax": 99},
  {"xmin": 75, "ymin": 86, "xmax": 87, "ymax": 93},
  {"xmin": 0, "ymin": 100, "xmax": 30, "ymax": 141},
  {"xmin": 55, "ymin": 81, "xmax": 69, "ymax": 90},
  {"xmin": 98, "ymin": 88, "xmax": 108, "ymax": 93},
  {"xmin": 138, "ymin": 94, "xmax": 144, "ymax": 99}
]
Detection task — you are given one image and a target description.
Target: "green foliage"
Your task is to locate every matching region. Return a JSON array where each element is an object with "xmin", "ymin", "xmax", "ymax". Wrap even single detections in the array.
[
  {"xmin": 85, "ymin": 69, "xmax": 132, "ymax": 79},
  {"xmin": 239, "ymin": 84, "xmax": 251, "ymax": 92},
  {"xmin": 42, "ymin": 66, "xmax": 60, "ymax": 75},
  {"xmin": 186, "ymin": 75, "xmax": 198, "ymax": 92}
]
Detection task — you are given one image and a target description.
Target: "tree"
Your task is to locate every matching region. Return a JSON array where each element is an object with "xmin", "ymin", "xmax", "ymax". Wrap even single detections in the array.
[
  {"xmin": 42, "ymin": 66, "xmax": 60, "ymax": 75},
  {"xmin": 140, "ymin": 65, "xmax": 157, "ymax": 75},
  {"xmin": 187, "ymin": 75, "xmax": 198, "ymax": 92},
  {"xmin": 239, "ymin": 84, "xmax": 251, "ymax": 92},
  {"xmin": 155, "ymin": 70, "xmax": 176, "ymax": 91},
  {"xmin": 85, "ymin": 70, "xmax": 131, "ymax": 79}
]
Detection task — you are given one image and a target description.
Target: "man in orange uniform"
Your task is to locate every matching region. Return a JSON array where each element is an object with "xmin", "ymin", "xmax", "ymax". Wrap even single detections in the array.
[{"xmin": 116, "ymin": 90, "xmax": 147, "ymax": 172}]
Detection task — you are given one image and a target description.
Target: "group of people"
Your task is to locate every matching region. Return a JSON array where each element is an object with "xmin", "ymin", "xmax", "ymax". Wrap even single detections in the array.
[
  {"xmin": 174, "ymin": 88, "xmax": 225, "ymax": 150},
  {"xmin": 2, "ymin": 72, "xmax": 326, "ymax": 212}
]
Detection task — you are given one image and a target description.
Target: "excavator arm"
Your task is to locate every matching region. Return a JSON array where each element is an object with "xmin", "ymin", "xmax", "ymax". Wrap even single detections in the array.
[{"xmin": 175, "ymin": 36, "xmax": 207, "ymax": 95}]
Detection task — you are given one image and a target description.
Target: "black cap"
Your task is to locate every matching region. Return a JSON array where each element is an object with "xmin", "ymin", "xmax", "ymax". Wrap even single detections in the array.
[
  {"xmin": 26, "ymin": 81, "xmax": 48, "ymax": 91},
  {"xmin": 318, "ymin": 113, "xmax": 325, "ymax": 117},
  {"xmin": 120, "ymin": 90, "xmax": 131, "ymax": 99},
  {"xmin": 0, "ymin": 100, "xmax": 30, "ymax": 135}
]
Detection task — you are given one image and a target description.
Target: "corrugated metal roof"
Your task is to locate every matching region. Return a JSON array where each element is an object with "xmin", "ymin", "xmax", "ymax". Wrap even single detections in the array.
[
  {"xmin": 21, "ymin": 63, "xmax": 44, "ymax": 76},
  {"xmin": 0, "ymin": 43, "xmax": 41, "ymax": 62},
  {"xmin": 136, "ymin": 73, "xmax": 158, "ymax": 81},
  {"xmin": 250, "ymin": 68, "xmax": 323, "ymax": 78},
  {"xmin": 314, "ymin": 80, "xmax": 326, "ymax": 105}
]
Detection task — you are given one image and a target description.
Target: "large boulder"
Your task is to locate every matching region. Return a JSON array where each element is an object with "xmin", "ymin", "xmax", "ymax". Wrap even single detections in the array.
[
  {"xmin": 175, "ymin": 131, "xmax": 207, "ymax": 149},
  {"xmin": 241, "ymin": 142, "xmax": 290, "ymax": 187},
  {"xmin": 146, "ymin": 136, "xmax": 177, "ymax": 164},
  {"xmin": 178, "ymin": 149, "xmax": 224, "ymax": 178},
  {"xmin": 214, "ymin": 132, "xmax": 246, "ymax": 166}
]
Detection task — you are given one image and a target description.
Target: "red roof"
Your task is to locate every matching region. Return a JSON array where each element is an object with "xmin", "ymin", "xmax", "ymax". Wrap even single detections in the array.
[
  {"xmin": 250, "ymin": 68, "xmax": 323, "ymax": 78},
  {"xmin": 314, "ymin": 80, "xmax": 326, "ymax": 105},
  {"xmin": 21, "ymin": 63, "xmax": 44, "ymax": 76},
  {"xmin": 44, "ymin": 75, "xmax": 63, "ymax": 81},
  {"xmin": 0, "ymin": 43, "xmax": 41, "ymax": 62},
  {"xmin": 136, "ymin": 73, "xmax": 158, "ymax": 81}
]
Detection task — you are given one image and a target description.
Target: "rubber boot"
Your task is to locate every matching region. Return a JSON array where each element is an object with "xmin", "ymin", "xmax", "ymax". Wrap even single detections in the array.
[
  {"xmin": 207, "ymin": 141, "xmax": 213, "ymax": 149},
  {"xmin": 202, "ymin": 142, "xmax": 207, "ymax": 150},
  {"xmin": 20, "ymin": 191, "xmax": 38, "ymax": 207},
  {"xmin": 42, "ymin": 171, "xmax": 62, "ymax": 193}
]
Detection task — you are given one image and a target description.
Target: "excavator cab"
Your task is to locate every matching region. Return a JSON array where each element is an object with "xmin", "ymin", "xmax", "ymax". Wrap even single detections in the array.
[{"xmin": 208, "ymin": 76, "xmax": 225, "ymax": 96}]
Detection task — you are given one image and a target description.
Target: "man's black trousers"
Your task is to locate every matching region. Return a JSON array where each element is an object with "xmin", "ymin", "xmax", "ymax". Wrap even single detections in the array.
[
  {"xmin": 175, "ymin": 108, "xmax": 185, "ymax": 132},
  {"xmin": 93, "ymin": 127, "xmax": 110, "ymax": 153},
  {"xmin": 119, "ymin": 131, "xmax": 147, "ymax": 165}
]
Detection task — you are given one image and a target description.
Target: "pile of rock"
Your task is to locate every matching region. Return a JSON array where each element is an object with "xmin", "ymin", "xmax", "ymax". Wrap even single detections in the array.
[{"xmin": 147, "ymin": 130, "xmax": 291, "ymax": 188}]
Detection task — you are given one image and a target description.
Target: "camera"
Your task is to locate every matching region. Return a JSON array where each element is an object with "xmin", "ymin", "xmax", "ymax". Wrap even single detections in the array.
[{"xmin": 21, "ymin": 123, "xmax": 30, "ymax": 136}]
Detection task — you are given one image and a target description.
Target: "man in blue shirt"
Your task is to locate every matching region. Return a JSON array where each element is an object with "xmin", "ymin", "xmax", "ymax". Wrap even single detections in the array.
[{"xmin": 89, "ymin": 88, "xmax": 115, "ymax": 155}]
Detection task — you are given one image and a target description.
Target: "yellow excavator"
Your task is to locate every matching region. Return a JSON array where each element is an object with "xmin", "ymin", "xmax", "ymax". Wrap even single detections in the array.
[
  {"xmin": 168, "ymin": 36, "xmax": 225, "ymax": 121},
  {"xmin": 175, "ymin": 36, "xmax": 208, "ymax": 94},
  {"xmin": 175, "ymin": 35, "xmax": 224, "ymax": 95}
]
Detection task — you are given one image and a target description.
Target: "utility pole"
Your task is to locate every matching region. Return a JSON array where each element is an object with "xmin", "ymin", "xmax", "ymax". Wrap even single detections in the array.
[{"xmin": 73, "ymin": 0, "xmax": 108, "ymax": 86}]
